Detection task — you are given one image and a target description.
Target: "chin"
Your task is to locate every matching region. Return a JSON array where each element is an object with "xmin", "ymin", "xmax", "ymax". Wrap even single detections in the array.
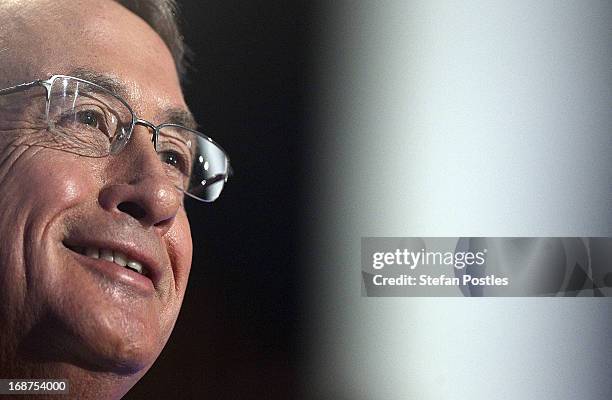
[
  {"xmin": 33, "ymin": 272, "xmax": 165, "ymax": 375},
  {"xmin": 58, "ymin": 310, "xmax": 163, "ymax": 375},
  {"xmin": 93, "ymin": 331, "xmax": 160, "ymax": 375},
  {"xmin": 17, "ymin": 304, "xmax": 163, "ymax": 378}
]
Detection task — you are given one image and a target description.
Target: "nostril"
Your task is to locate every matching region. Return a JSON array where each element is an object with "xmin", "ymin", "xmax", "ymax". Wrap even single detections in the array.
[
  {"xmin": 117, "ymin": 201, "xmax": 147, "ymax": 220},
  {"xmin": 153, "ymin": 216, "xmax": 174, "ymax": 229}
]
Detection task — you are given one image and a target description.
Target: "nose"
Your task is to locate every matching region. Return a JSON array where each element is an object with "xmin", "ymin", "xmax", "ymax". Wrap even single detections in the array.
[{"xmin": 98, "ymin": 129, "xmax": 182, "ymax": 234}]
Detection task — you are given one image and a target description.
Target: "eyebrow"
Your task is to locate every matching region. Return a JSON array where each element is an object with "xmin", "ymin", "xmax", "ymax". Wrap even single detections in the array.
[
  {"xmin": 67, "ymin": 67, "xmax": 131, "ymax": 100},
  {"xmin": 162, "ymin": 108, "xmax": 198, "ymax": 131},
  {"xmin": 65, "ymin": 67, "xmax": 199, "ymax": 130}
]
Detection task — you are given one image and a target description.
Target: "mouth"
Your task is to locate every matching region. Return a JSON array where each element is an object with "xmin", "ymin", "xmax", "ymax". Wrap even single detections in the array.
[
  {"xmin": 66, "ymin": 245, "xmax": 149, "ymax": 276},
  {"xmin": 62, "ymin": 239, "xmax": 161, "ymax": 295}
]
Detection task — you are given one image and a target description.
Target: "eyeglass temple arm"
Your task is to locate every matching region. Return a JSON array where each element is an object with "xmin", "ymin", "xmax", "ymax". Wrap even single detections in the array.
[{"xmin": 0, "ymin": 80, "xmax": 43, "ymax": 96}]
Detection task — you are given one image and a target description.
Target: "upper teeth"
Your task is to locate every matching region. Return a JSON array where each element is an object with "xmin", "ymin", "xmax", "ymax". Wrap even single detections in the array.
[{"xmin": 84, "ymin": 247, "xmax": 144, "ymax": 275}]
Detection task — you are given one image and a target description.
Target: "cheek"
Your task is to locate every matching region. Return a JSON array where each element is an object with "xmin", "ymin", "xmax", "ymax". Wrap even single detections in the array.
[
  {"xmin": 156, "ymin": 212, "xmax": 192, "ymax": 336},
  {"xmin": 0, "ymin": 150, "xmax": 98, "ymax": 296},
  {"xmin": 166, "ymin": 212, "xmax": 193, "ymax": 291},
  {"xmin": 0, "ymin": 149, "xmax": 99, "ymax": 324},
  {"xmin": 30, "ymin": 170, "xmax": 83, "ymax": 212},
  {"xmin": 6, "ymin": 151, "xmax": 98, "ymax": 218}
]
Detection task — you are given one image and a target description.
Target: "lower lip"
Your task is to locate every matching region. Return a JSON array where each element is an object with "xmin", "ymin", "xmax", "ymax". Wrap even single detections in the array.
[{"xmin": 66, "ymin": 248, "xmax": 155, "ymax": 296}]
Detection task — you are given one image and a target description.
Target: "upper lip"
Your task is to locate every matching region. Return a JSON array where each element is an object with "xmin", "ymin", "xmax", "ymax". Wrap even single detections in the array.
[{"xmin": 63, "ymin": 227, "xmax": 167, "ymax": 290}]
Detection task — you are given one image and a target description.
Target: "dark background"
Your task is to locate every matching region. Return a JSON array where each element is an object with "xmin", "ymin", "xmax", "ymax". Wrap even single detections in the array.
[{"xmin": 126, "ymin": 1, "xmax": 311, "ymax": 399}]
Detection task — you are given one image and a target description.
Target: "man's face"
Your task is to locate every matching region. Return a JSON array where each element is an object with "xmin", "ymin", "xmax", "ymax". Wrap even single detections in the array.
[{"xmin": 0, "ymin": 0, "xmax": 193, "ymax": 378}]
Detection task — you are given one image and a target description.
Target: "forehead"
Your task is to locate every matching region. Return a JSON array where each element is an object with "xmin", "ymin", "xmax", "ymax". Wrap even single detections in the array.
[{"xmin": 1, "ymin": 0, "xmax": 186, "ymax": 117}]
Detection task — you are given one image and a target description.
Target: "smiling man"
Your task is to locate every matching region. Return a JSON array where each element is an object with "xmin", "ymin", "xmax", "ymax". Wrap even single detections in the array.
[{"xmin": 0, "ymin": 0, "xmax": 230, "ymax": 398}]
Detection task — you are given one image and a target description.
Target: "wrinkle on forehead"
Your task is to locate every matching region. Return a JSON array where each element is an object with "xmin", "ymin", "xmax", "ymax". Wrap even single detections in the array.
[
  {"xmin": 0, "ymin": 1, "xmax": 75, "ymax": 84},
  {"xmin": 0, "ymin": 2, "xmax": 37, "ymax": 84},
  {"xmin": 0, "ymin": 0, "xmax": 187, "ymax": 120},
  {"xmin": 0, "ymin": 0, "xmax": 180, "ymax": 82}
]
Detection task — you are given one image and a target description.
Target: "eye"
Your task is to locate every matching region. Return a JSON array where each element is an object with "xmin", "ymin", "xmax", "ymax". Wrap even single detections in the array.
[
  {"xmin": 160, "ymin": 150, "xmax": 181, "ymax": 168},
  {"xmin": 76, "ymin": 110, "xmax": 100, "ymax": 128},
  {"xmin": 159, "ymin": 150, "xmax": 192, "ymax": 190},
  {"xmin": 58, "ymin": 108, "xmax": 112, "ymax": 137},
  {"xmin": 159, "ymin": 150, "xmax": 191, "ymax": 175},
  {"xmin": 73, "ymin": 108, "xmax": 119, "ymax": 138}
]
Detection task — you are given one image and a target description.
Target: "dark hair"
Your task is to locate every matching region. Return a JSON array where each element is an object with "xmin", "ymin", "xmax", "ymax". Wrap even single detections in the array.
[{"xmin": 116, "ymin": 0, "xmax": 187, "ymax": 77}]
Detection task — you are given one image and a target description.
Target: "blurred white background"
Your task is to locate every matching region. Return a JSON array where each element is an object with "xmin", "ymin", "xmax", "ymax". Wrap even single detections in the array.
[{"xmin": 304, "ymin": 1, "xmax": 612, "ymax": 399}]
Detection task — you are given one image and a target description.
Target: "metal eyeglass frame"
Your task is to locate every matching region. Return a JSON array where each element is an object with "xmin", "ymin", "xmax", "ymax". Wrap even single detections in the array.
[{"xmin": 0, "ymin": 74, "xmax": 232, "ymax": 202}]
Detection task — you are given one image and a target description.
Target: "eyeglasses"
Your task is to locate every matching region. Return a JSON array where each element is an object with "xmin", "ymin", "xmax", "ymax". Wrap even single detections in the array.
[{"xmin": 0, "ymin": 75, "xmax": 231, "ymax": 203}]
